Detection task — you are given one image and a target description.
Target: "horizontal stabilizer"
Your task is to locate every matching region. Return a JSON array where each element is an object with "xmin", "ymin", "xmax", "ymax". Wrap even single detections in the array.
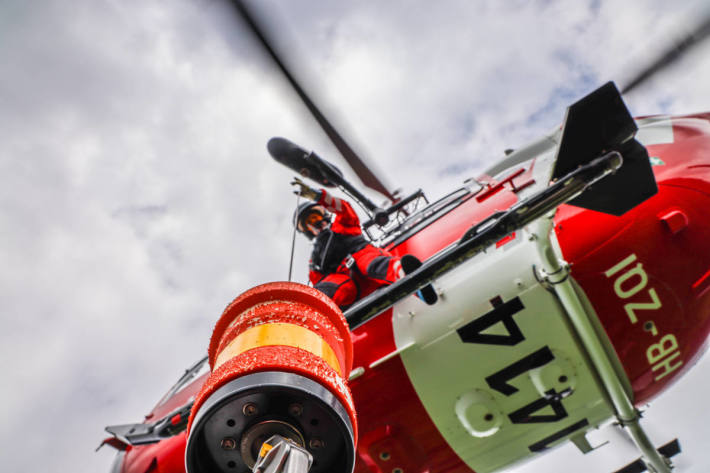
[
  {"xmin": 553, "ymin": 82, "xmax": 658, "ymax": 216},
  {"xmin": 103, "ymin": 401, "xmax": 193, "ymax": 446},
  {"xmin": 613, "ymin": 438, "xmax": 681, "ymax": 473}
]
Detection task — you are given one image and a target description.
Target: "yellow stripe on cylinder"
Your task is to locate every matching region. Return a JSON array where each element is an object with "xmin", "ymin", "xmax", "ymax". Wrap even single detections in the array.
[{"xmin": 213, "ymin": 322, "xmax": 342, "ymax": 375}]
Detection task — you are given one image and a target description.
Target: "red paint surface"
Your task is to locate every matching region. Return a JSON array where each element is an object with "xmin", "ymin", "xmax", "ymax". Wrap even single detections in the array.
[
  {"xmin": 121, "ymin": 433, "xmax": 187, "ymax": 473},
  {"xmin": 555, "ymin": 114, "xmax": 710, "ymax": 403},
  {"xmin": 658, "ymin": 209, "xmax": 689, "ymax": 234},
  {"xmin": 388, "ymin": 185, "xmax": 518, "ymax": 259}
]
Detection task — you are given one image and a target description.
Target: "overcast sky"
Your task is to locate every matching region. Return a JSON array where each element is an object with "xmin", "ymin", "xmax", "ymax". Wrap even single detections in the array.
[{"xmin": 2, "ymin": 1, "xmax": 710, "ymax": 472}]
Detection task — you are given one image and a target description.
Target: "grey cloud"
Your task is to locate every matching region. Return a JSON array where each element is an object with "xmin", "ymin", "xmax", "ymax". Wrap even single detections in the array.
[{"xmin": 2, "ymin": 1, "xmax": 710, "ymax": 473}]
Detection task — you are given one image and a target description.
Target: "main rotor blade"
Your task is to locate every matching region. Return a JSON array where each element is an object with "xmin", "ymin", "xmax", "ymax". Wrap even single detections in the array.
[
  {"xmin": 621, "ymin": 13, "xmax": 710, "ymax": 94},
  {"xmin": 230, "ymin": 1, "xmax": 397, "ymax": 202}
]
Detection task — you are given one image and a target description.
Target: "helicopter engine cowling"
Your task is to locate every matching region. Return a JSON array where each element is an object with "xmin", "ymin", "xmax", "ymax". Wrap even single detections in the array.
[{"xmin": 185, "ymin": 282, "xmax": 357, "ymax": 473}]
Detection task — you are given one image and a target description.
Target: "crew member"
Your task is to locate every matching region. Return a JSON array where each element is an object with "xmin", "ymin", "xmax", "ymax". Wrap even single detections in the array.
[{"xmin": 292, "ymin": 177, "xmax": 402, "ymax": 310}]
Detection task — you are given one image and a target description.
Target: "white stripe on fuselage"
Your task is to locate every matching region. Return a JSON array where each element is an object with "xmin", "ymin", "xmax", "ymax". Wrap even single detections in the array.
[
  {"xmin": 390, "ymin": 232, "xmax": 614, "ymax": 472},
  {"xmin": 635, "ymin": 116, "xmax": 674, "ymax": 146}
]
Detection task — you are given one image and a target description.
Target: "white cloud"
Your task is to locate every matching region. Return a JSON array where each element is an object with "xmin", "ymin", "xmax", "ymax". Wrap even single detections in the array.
[{"xmin": 1, "ymin": 0, "xmax": 709, "ymax": 472}]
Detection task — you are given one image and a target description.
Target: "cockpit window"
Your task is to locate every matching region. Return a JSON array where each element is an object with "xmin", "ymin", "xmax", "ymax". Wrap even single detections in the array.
[
  {"xmin": 157, "ymin": 356, "xmax": 209, "ymax": 406},
  {"xmin": 385, "ymin": 180, "xmax": 482, "ymax": 247}
]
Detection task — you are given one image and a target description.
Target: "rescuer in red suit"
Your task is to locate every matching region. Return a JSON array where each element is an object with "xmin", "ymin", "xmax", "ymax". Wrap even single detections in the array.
[{"xmin": 292, "ymin": 177, "xmax": 402, "ymax": 310}]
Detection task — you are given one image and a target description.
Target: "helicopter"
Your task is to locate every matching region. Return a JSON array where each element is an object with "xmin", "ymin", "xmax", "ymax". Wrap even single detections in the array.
[{"xmin": 100, "ymin": 2, "xmax": 710, "ymax": 473}]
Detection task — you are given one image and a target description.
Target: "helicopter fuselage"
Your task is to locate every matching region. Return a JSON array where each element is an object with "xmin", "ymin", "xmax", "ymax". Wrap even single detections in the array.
[{"xmin": 109, "ymin": 113, "xmax": 710, "ymax": 473}]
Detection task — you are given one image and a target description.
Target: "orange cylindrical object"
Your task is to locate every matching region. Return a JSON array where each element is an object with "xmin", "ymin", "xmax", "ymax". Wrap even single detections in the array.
[{"xmin": 188, "ymin": 282, "xmax": 356, "ymax": 442}]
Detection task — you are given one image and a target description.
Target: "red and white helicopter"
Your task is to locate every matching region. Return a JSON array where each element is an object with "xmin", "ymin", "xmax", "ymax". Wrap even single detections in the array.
[{"xmin": 102, "ymin": 2, "xmax": 710, "ymax": 473}]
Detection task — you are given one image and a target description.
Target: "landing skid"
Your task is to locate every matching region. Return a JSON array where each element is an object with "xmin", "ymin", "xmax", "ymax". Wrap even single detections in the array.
[{"xmin": 614, "ymin": 439, "xmax": 680, "ymax": 473}]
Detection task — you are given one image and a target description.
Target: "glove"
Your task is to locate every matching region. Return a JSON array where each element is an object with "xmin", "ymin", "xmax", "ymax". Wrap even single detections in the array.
[{"xmin": 291, "ymin": 177, "xmax": 320, "ymax": 201}]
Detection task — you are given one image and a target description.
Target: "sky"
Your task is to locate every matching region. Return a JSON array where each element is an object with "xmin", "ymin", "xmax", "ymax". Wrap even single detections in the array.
[{"xmin": 1, "ymin": 1, "xmax": 710, "ymax": 472}]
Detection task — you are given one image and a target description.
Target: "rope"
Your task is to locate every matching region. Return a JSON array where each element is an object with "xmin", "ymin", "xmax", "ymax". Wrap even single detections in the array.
[{"xmin": 288, "ymin": 192, "xmax": 301, "ymax": 281}]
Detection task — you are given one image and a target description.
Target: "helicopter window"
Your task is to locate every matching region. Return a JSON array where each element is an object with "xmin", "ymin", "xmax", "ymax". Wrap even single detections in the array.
[
  {"xmin": 384, "ymin": 182, "xmax": 481, "ymax": 247},
  {"xmin": 157, "ymin": 356, "xmax": 210, "ymax": 406},
  {"xmin": 363, "ymin": 190, "xmax": 429, "ymax": 242}
]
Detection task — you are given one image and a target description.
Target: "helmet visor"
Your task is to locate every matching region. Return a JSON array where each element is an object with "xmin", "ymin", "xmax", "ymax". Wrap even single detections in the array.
[
  {"xmin": 304, "ymin": 212, "xmax": 328, "ymax": 236},
  {"xmin": 297, "ymin": 206, "xmax": 329, "ymax": 237},
  {"xmin": 305, "ymin": 212, "xmax": 325, "ymax": 227}
]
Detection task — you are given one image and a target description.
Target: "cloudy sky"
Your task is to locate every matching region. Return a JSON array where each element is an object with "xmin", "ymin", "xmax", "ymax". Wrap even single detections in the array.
[{"xmin": 2, "ymin": 1, "xmax": 710, "ymax": 472}]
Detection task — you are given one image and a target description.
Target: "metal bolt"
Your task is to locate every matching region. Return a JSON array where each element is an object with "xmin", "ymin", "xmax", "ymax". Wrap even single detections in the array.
[
  {"xmin": 243, "ymin": 403, "xmax": 258, "ymax": 416},
  {"xmin": 221, "ymin": 437, "xmax": 237, "ymax": 450},
  {"xmin": 379, "ymin": 451, "xmax": 391, "ymax": 461},
  {"xmin": 309, "ymin": 438, "xmax": 325, "ymax": 450},
  {"xmin": 288, "ymin": 403, "xmax": 303, "ymax": 417}
]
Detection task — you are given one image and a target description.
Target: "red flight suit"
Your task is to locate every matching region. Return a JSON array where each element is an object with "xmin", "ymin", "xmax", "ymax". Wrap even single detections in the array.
[{"xmin": 308, "ymin": 190, "xmax": 401, "ymax": 310}]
